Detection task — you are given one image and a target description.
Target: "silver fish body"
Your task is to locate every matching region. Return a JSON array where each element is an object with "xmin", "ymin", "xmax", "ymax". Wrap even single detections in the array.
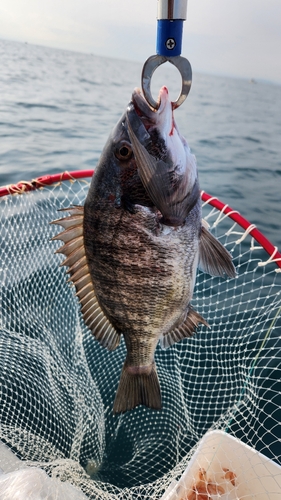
[{"xmin": 52, "ymin": 86, "xmax": 235, "ymax": 413}]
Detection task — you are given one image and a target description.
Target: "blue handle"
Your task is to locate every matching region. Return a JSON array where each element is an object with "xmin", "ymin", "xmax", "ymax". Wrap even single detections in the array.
[{"xmin": 156, "ymin": 19, "xmax": 184, "ymax": 57}]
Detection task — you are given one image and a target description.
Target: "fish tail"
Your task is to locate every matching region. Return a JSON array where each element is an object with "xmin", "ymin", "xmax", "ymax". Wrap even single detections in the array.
[{"xmin": 113, "ymin": 361, "xmax": 162, "ymax": 414}]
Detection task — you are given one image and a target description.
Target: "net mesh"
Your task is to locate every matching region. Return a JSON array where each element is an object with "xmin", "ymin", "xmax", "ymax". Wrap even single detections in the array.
[{"xmin": 0, "ymin": 176, "xmax": 280, "ymax": 499}]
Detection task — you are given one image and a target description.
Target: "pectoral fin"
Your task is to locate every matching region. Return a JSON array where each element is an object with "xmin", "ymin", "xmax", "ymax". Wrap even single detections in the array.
[
  {"xmin": 199, "ymin": 223, "xmax": 236, "ymax": 278},
  {"xmin": 51, "ymin": 207, "xmax": 121, "ymax": 351},
  {"xmin": 126, "ymin": 110, "xmax": 199, "ymax": 226}
]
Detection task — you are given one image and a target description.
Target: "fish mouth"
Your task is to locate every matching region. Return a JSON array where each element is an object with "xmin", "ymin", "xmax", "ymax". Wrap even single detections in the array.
[
  {"xmin": 131, "ymin": 88, "xmax": 155, "ymax": 130},
  {"xmin": 131, "ymin": 87, "xmax": 170, "ymax": 131}
]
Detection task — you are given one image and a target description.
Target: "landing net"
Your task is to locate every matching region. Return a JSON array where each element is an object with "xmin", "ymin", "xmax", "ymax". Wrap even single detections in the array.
[{"xmin": 0, "ymin": 171, "xmax": 280, "ymax": 499}]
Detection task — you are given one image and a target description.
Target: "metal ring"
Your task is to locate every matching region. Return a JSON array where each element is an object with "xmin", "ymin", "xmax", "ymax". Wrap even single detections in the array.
[{"xmin": 141, "ymin": 54, "xmax": 192, "ymax": 110}]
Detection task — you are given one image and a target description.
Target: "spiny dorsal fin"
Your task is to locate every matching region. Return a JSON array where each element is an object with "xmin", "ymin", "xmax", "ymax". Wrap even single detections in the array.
[
  {"xmin": 199, "ymin": 224, "xmax": 236, "ymax": 278},
  {"xmin": 160, "ymin": 307, "xmax": 209, "ymax": 350},
  {"xmin": 51, "ymin": 206, "xmax": 120, "ymax": 351}
]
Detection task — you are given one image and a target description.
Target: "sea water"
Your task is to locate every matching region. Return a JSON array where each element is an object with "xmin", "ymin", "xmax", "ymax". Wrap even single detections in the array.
[{"xmin": 0, "ymin": 38, "xmax": 280, "ymax": 248}]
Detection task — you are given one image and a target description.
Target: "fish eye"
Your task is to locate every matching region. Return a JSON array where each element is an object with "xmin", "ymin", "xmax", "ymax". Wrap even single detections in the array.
[{"xmin": 115, "ymin": 141, "xmax": 132, "ymax": 160}]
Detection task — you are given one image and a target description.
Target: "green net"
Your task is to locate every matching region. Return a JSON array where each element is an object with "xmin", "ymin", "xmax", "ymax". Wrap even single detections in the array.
[{"xmin": 0, "ymin": 176, "xmax": 280, "ymax": 499}]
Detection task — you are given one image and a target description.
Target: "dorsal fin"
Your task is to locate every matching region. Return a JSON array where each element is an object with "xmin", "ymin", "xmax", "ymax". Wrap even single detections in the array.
[
  {"xmin": 160, "ymin": 307, "xmax": 209, "ymax": 350},
  {"xmin": 51, "ymin": 207, "xmax": 121, "ymax": 351}
]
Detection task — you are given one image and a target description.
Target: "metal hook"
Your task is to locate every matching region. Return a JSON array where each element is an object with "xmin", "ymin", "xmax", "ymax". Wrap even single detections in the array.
[{"xmin": 141, "ymin": 54, "xmax": 192, "ymax": 110}]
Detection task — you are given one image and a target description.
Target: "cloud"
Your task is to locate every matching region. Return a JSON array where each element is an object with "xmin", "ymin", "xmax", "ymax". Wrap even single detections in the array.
[{"xmin": 0, "ymin": 0, "xmax": 280, "ymax": 83}]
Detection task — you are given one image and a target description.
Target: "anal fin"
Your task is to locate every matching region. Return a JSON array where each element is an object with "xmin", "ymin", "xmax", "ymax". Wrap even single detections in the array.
[
  {"xmin": 160, "ymin": 307, "xmax": 209, "ymax": 349},
  {"xmin": 199, "ymin": 224, "xmax": 236, "ymax": 278}
]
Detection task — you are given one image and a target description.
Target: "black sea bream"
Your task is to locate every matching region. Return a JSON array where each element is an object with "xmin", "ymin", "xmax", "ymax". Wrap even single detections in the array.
[{"xmin": 52, "ymin": 86, "xmax": 235, "ymax": 414}]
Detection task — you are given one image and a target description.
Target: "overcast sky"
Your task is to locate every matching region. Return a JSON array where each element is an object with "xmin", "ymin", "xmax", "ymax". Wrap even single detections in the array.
[{"xmin": 0, "ymin": 0, "xmax": 281, "ymax": 84}]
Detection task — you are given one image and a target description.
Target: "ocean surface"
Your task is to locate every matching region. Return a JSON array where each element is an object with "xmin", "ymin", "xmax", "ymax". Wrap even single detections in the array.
[{"xmin": 0, "ymin": 38, "xmax": 280, "ymax": 248}]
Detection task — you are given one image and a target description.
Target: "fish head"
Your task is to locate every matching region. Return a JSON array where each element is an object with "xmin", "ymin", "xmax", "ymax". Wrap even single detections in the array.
[{"xmin": 91, "ymin": 86, "xmax": 199, "ymax": 224}]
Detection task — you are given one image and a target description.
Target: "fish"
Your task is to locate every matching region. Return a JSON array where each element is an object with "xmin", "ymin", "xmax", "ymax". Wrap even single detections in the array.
[{"xmin": 51, "ymin": 86, "xmax": 236, "ymax": 414}]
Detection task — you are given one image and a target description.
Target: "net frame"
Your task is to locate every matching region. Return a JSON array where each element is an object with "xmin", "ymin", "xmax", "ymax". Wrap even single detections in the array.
[
  {"xmin": 0, "ymin": 170, "xmax": 280, "ymax": 500},
  {"xmin": 1, "ymin": 170, "xmax": 280, "ymax": 271}
]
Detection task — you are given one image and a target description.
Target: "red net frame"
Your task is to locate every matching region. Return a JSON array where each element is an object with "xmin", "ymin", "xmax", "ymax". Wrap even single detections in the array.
[{"xmin": 1, "ymin": 169, "xmax": 280, "ymax": 270}]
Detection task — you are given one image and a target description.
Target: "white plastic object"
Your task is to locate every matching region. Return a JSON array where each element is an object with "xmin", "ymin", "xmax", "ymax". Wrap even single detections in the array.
[{"xmin": 161, "ymin": 430, "xmax": 281, "ymax": 500}]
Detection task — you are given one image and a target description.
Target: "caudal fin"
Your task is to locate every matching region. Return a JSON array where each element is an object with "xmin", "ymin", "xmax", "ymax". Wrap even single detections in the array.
[{"xmin": 113, "ymin": 361, "xmax": 162, "ymax": 414}]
